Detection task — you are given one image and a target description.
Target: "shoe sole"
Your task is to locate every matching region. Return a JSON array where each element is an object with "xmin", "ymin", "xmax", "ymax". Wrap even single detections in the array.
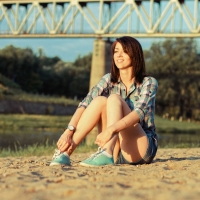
[
  {"xmin": 49, "ymin": 162, "xmax": 70, "ymax": 166},
  {"xmin": 79, "ymin": 162, "xmax": 113, "ymax": 167}
]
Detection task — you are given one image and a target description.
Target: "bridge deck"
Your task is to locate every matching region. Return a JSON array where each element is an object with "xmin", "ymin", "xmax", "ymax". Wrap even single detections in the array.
[{"xmin": 0, "ymin": 0, "xmax": 199, "ymax": 38}]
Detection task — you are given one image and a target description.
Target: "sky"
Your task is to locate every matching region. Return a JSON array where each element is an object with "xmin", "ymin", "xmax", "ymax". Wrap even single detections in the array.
[
  {"xmin": 0, "ymin": 0, "xmax": 199, "ymax": 62},
  {"xmin": 0, "ymin": 37, "xmax": 168, "ymax": 62}
]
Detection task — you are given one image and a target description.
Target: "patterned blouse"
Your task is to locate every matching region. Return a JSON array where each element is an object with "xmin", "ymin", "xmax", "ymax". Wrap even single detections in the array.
[{"xmin": 78, "ymin": 73, "xmax": 158, "ymax": 131}]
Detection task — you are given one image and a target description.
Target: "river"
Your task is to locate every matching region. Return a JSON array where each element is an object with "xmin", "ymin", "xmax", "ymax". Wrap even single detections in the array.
[{"xmin": 0, "ymin": 129, "xmax": 200, "ymax": 150}]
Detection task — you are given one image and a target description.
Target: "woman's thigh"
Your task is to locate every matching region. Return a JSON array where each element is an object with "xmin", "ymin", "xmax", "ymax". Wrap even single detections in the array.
[
  {"xmin": 115, "ymin": 97, "xmax": 148, "ymax": 163},
  {"xmin": 119, "ymin": 124, "xmax": 148, "ymax": 163},
  {"xmin": 116, "ymin": 133, "xmax": 158, "ymax": 165}
]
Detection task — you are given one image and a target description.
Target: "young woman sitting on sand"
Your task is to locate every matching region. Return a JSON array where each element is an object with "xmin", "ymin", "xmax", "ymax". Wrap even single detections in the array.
[{"xmin": 50, "ymin": 36, "xmax": 158, "ymax": 167}]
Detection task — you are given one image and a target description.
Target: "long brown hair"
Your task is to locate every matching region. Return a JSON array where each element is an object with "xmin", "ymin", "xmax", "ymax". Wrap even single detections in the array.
[{"xmin": 111, "ymin": 36, "xmax": 146, "ymax": 84}]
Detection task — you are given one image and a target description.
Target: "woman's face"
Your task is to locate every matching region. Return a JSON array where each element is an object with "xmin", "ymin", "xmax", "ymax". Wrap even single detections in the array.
[{"xmin": 113, "ymin": 42, "xmax": 132, "ymax": 70}]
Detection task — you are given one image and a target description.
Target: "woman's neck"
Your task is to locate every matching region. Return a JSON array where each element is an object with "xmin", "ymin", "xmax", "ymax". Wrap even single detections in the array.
[{"xmin": 119, "ymin": 70, "xmax": 135, "ymax": 86}]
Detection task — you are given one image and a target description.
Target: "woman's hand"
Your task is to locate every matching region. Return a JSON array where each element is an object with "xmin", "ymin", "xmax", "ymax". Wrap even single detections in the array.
[
  {"xmin": 57, "ymin": 129, "xmax": 74, "ymax": 153},
  {"xmin": 95, "ymin": 127, "xmax": 115, "ymax": 147}
]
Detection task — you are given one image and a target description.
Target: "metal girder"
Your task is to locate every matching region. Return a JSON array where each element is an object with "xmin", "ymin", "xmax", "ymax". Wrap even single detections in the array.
[{"xmin": 0, "ymin": 0, "xmax": 199, "ymax": 38}]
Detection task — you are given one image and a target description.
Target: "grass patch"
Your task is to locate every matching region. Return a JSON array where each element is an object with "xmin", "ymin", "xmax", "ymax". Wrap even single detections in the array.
[
  {"xmin": 0, "ymin": 144, "xmax": 55, "ymax": 157},
  {"xmin": 0, "ymin": 114, "xmax": 72, "ymax": 130},
  {"xmin": 10, "ymin": 93, "xmax": 78, "ymax": 105},
  {"xmin": 158, "ymin": 142, "xmax": 200, "ymax": 149},
  {"xmin": 0, "ymin": 142, "xmax": 98, "ymax": 157},
  {"xmin": 155, "ymin": 115, "xmax": 200, "ymax": 134},
  {"xmin": 1, "ymin": 141, "xmax": 199, "ymax": 158},
  {"xmin": 0, "ymin": 85, "xmax": 79, "ymax": 106}
]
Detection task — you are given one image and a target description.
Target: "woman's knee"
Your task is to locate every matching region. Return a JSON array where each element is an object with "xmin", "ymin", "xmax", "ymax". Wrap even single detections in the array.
[
  {"xmin": 107, "ymin": 94, "xmax": 123, "ymax": 104},
  {"xmin": 91, "ymin": 96, "xmax": 107, "ymax": 107}
]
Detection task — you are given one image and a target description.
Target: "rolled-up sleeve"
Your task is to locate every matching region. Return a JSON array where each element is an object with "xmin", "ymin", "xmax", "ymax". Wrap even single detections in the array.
[
  {"xmin": 134, "ymin": 77, "xmax": 158, "ymax": 122},
  {"xmin": 78, "ymin": 73, "xmax": 110, "ymax": 108}
]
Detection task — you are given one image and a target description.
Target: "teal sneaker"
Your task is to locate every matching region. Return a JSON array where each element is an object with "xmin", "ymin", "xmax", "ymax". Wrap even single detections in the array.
[
  {"xmin": 49, "ymin": 149, "xmax": 70, "ymax": 166},
  {"xmin": 80, "ymin": 147, "xmax": 114, "ymax": 167}
]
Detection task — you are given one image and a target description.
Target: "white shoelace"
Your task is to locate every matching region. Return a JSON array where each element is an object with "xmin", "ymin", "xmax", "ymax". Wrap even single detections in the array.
[
  {"xmin": 52, "ymin": 149, "xmax": 61, "ymax": 160},
  {"xmin": 53, "ymin": 147, "xmax": 104, "ymax": 161},
  {"xmin": 88, "ymin": 147, "xmax": 103, "ymax": 160}
]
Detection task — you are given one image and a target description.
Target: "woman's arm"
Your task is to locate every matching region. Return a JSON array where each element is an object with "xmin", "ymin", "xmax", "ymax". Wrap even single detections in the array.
[
  {"xmin": 78, "ymin": 73, "xmax": 111, "ymax": 108},
  {"xmin": 109, "ymin": 110, "xmax": 140, "ymax": 133},
  {"xmin": 67, "ymin": 106, "xmax": 85, "ymax": 129},
  {"xmin": 57, "ymin": 106, "xmax": 85, "ymax": 152},
  {"xmin": 110, "ymin": 77, "xmax": 158, "ymax": 133},
  {"xmin": 95, "ymin": 111, "xmax": 140, "ymax": 147}
]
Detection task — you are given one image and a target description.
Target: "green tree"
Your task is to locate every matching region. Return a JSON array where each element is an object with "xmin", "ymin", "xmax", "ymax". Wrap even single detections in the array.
[
  {"xmin": 69, "ymin": 53, "xmax": 91, "ymax": 98},
  {"xmin": 144, "ymin": 38, "xmax": 200, "ymax": 120},
  {"xmin": 0, "ymin": 45, "xmax": 42, "ymax": 93},
  {"xmin": 0, "ymin": 45, "xmax": 92, "ymax": 99}
]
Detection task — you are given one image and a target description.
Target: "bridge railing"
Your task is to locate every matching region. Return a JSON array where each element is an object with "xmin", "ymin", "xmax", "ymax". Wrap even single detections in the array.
[{"xmin": 0, "ymin": 0, "xmax": 199, "ymax": 38}]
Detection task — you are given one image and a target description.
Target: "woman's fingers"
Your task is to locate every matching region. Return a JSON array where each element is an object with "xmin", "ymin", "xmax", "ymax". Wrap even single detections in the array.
[
  {"xmin": 57, "ymin": 139, "xmax": 68, "ymax": 151},
  {"xmin": 62, "ymin": 142, "xmax": 70, "ymax": 151},
  {"xmin": 57, "ymin": 140, "xmax": 61, "ymax": 147},
  {"xmin": 95, "ymin": 138, "xmax": 105, "ymax": 147},
  {"xmin": 95, "ymin": 138, "xmax": 100, "ymax": 144},
  {"xmin": 68, "ymin": 144, "xmax": 73, "ymax": 154}
]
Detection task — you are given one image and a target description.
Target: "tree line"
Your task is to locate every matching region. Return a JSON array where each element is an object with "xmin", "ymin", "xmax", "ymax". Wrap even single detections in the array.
[
  {"xmin": 144, "ymin": 38, "xmax": 200, "ymax": 121},
  {"xmin": 0, "ymin": 38, "xmax": 200, "ymax": 121},
  {"xmin": 0, "ymin": 45, "xmax": 91, "ymax": 99}
]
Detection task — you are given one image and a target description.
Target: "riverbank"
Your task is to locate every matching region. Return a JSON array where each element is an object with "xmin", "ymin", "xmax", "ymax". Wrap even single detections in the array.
[
  {"xmin": 0, "ymin": 99, "xmax": 77, "ymax": 115},
  {"xmin": 0, "ymin": 148, "xmax": 200, "ymax": 200}
]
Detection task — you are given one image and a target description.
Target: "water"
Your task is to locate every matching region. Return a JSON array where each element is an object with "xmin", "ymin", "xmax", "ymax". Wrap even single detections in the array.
[
  {"xmin": 0, "ymin": 130, "xmax": 61, "ymax": 150},
  {"xmin": 0, "ymin": 130, "xmax": 200, "ymax": 150},
  {"xmin": 157, "ymin": 133, "xmax": 200, "ymax": 148}
]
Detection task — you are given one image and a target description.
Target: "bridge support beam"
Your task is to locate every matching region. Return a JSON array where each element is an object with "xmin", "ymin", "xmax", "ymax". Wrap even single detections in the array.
[{"xmin": 90, "ymin": 39, "xmax": 112, "ymax": 90}]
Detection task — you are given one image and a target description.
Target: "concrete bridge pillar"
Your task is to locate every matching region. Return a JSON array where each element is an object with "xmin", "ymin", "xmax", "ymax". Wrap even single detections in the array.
[{"xmin": 89, "ymin": 39, "xmax": 112, "ymax": 90}]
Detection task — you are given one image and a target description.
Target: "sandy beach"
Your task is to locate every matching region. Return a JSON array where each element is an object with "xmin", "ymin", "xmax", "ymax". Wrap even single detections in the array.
[{"xmin": 0, "ymin": 148, "xmax": 200, "ymax": 200}]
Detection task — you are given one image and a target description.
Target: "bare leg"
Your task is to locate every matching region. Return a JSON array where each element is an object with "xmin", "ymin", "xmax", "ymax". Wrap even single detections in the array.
[
  {"xmin": 103, "ymin": 94, "xmax": 148, "ymax": 163},
  {"xmin": 67, "ymin": 96, "xmax": 107, "ymax": 155}
]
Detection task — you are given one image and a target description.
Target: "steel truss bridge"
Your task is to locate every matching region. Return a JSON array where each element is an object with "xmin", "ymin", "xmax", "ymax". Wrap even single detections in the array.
[{"xmin": 0, "ymin": 0, "xmax": 200, "ymax": 38}]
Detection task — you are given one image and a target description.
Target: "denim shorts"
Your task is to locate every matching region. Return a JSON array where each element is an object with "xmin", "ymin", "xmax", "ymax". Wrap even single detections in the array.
[{"xmin": 115, "ymin": 130, "xmax": 158, "ymax": 165}]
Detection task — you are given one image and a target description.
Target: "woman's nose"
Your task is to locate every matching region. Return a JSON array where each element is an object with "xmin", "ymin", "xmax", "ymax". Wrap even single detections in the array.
[{"xmin": 117, "ymin": 51, "xmax": 123, "ymax": 57}]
